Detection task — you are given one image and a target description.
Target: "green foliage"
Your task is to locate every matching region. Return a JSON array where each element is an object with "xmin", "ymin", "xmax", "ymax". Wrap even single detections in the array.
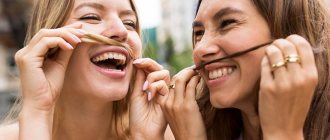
[
  {"xmin": 142, "ymin": 36, "xmax": 193, "ymax": 76},
  {"xmin": 167, "ymin": 48, "xmax": 193, "ymax": 75},
  {"xmin": 143, "ymin": 42, "xmax": 158, "ymax": 60}
]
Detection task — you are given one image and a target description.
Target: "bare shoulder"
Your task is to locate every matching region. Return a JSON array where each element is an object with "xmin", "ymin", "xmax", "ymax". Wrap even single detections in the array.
[{"xmin": 0, "ymin": 123, "xmax": 19, "ymax": 140}]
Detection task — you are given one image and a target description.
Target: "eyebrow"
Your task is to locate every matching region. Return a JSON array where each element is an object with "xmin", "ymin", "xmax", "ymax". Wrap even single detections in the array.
[
  {"xmin": 192, "ymin": 21, "xmax": 203, "ymax": 29},
  {"xmin": 120, "ymin": 10, "xmax": 137, "ymax": 18},
  {"xmin": 213, "ymin": 7, "xmax": 244, "ymax": 21},
  {"xmin": 74, "ymin": 2, "xmax": 105, "ymax": 12},
  {"xmin": 192, "ymin": 7, "xmax": 244, "ymax": 29}
]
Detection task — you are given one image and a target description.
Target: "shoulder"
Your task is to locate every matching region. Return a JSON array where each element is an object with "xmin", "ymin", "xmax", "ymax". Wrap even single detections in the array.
[{"xmin": 0, "ymin": 123, "xmax": 19, "ymax": 140}]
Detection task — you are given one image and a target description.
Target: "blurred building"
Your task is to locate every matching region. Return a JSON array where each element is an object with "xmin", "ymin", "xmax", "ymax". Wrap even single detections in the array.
[{"xmin": 158, "ymin": 0, "xmax": 197, "ymax": 53}]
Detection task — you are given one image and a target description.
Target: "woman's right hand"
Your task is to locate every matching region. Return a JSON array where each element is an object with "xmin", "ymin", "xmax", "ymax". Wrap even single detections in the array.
[
  {"xmin": 159, "ymin": 67, "xmax": 207, "ymax": 140},
  {"xmin": 15, "ymin": 23, "xmax": 86, "ymax": 112}
]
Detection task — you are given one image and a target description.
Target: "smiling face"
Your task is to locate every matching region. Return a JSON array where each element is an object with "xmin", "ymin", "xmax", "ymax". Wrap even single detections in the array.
[
  {"xmin": 62, "ymin": 0, "xmax": 141, "ymax": 101},
  {"xmin": 193, "ymin": 0, "xmax": 271, "ymax": 108}
]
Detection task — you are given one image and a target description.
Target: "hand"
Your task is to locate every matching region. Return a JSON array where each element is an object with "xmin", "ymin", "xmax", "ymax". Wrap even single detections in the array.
[
  {"xmin": 259, "ymin": 35, "xmax": 318, "ymax": 140},
  {"xmin": 16, "ymin": 23, "xmax": 86, "ymax": 140},
  {"xmin": 15, "ymin": 23, "xmax": 86, "ymax": 112},
  {"xmin": 130, "ymin": 58, "xmax": 170, "ymax": 140},
  {"xmin": 159, "ymin": 66, "xmax": 207, "ymax": 140}
]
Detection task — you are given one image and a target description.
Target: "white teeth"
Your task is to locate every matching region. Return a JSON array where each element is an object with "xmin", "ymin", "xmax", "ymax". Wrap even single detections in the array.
[
  {"xmin": 208, "ymin": 67, "xmax": 234, "ymax": 80},
  {"xmin": 92, "ymin": 52, "xmax": 127, "ymax": 65}
]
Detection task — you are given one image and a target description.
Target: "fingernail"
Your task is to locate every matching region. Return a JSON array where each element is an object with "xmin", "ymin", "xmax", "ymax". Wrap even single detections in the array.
[
  {"xmin": 148, "ymin": 92, "xmax": 152, "ymax": 101},
  {"xmin": 143, "ymin": 81, "xmax": 149, "ymax": 91},
  {"xmin": 65, "ymin": 42, "xmax": 74, "ymax": 49},
  {"xmin": 78, "ymin": 29, "xmax": 88, "ymax": 35},
  {"xmin": 133, "ymin": 59, "xmax": 144, "ymax": 64},
  {"xmin": 73, "ymin": 36, "xmax": 81, "ymax": 43}
]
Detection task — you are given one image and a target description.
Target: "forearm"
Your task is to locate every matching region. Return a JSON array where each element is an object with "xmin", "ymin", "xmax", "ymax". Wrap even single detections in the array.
[{"xmin": 19, "ymin": 106, "xmax": 54, "ymax": 140}]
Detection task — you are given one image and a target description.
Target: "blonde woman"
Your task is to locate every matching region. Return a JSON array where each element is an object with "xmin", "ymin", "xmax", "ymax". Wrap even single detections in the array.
[
  {"xmin": 158, "ymin": 0, "xmax": 330, "ymax": 140},
  {"xmin": 0, "ymin": 0, "xmax": 170, "ymax": 139}
]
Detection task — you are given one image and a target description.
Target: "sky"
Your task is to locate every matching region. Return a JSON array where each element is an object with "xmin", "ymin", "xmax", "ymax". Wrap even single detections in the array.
[{"xmin": 135, "ymin": 0, "xmax": 162, "ymax": 29}]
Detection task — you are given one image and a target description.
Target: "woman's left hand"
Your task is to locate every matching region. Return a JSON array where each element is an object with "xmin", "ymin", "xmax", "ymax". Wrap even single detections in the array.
[
  {"xmin": 259, "ymin": 35, "xmax": 318, "ymax": 140},
  {"xmin": 130, "ymin": 58, "xmax": 170, "ymax": 140}
]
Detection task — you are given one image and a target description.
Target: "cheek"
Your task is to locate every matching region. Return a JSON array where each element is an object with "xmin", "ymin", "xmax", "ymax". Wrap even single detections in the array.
[
  {"xmin": 192, "ymin": 49, "xmax": 200, "ymax": 64},
  {"xmin": 129, "ymin": 32, "xmax": 142, "ymax": 57}
]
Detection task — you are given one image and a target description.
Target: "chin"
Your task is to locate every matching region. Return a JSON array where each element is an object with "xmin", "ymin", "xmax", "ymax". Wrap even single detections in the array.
[
  {"xmin": 209, "ymin": 90, "xmax": 238, "ymax": 109},
  {"xmin": 92, "ymin": 83, "xmax": 130, "ymax": 101}
]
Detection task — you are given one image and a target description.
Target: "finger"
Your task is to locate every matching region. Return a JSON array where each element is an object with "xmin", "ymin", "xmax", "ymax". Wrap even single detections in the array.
[
  {"xmin": 63, "ymin": 23, "xmax": 83, "ymax": 29},
  {"xmin": 133, "ymin": 58, "xmax": 163, "ymax": 73},
  {"xmin": 149, "ymin": 80, "xmax": 169, "ymax": 103},
  {"xmin": 273, "ymin": 39, "xmax": 300, "ymax": 72},
  {"xmin": 28, "ymin": 28, "xmax": 85, "ymax": 48},
  {"xmin": 145, "ymin": 70, "xmax": 171, "ymax": 90},
  {"xmin": 286, "ymin": 35, "xmax": 316, "ymax": 71},
  {"xmin": 185, "ymin": 75, "xmax": 201, "ymax": 101},
  {"xmin": 132, "ymin": 69, "xmax": 146, "ymax": 98},
  {"xmin": 260, "ymin": 56, "xmax": 274, "ymax": 87},
  {"xmin": 265, "ymin": 45, "xmax": 286, "ymax": 80},
  {"xmin": 30, "ymin": 37, "xmax": 74, "ymax": 58},
  {"xmin": 173, "ymin": 67, "xmax": 197, "ymax": 104}
]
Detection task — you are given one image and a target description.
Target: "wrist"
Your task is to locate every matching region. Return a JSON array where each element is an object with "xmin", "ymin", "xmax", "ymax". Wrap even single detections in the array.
[
  {"xmin": 19, "ymin": 104, "xmax": 54, "ymax": 123},
  {"xmin": 263, "ymin": 130, "xmax": 304, "ymax": 140},
  {"xmin": 130, "ymin": 132, "xmax": 164, "ymax": 140},
  {"xmin": 19, "ymin": 106, "xmax": 54, "ymax": 140}
]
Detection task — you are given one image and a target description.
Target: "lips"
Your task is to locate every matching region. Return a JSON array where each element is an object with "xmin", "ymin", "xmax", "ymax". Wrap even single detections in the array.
[
  {"xmin": 90, "ymin": 47, "xmax": 131, "ymax": 78},
  {"xmin": 91, "ymin": 51, "xmax": 127, "ymax": 71}
]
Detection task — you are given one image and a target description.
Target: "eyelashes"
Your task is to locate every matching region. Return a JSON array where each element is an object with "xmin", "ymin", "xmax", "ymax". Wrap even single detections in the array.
[
  {"xmin": 193, "ymin": 18, "xmax": 241, "ymax": 43},
  {"xmin": 220, "ymin": 19, "xmax": 238, "ymax": 29},
  {"xmin": 78, "ymin": 14, "xmax": 137, "ymax": 30}
]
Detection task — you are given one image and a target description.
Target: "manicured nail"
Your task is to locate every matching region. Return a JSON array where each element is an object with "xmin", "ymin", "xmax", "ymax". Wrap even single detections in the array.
[
  {"xmin": 78, "ymin": 29, "xmax": 88, "ymax": 35},
  {"xmin": 133, "ymin": 59, "xmax": 144, "ymax": 64},
  {"xmin": 148, "ymin": 92, "xmax": 152, "ymax": 101},
  {"xmin": 143, "ymin": 81, "xmax": 149, "ymax": 91},
  {"xmin": 73, "ymin": 36, "xmax": 81, "ymax": 43},
  {"xmin": 65, "ymin": 42, "xmax": 74, "ymax": 49}
]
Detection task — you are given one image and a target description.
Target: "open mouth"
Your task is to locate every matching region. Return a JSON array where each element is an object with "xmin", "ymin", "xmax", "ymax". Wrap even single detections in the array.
[{"xmin": 91, "ymin": 52, "xmax": 127, "ymax": 71}]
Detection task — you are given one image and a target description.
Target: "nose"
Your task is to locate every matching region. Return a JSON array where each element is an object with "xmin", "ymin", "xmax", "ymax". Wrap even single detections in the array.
[
  {"xmin": 193, "ymin": 34, "xmax": 222, "ymax": 62},
  {"xmin": 101, "ymin": 18, "xmax": 128, "ymax": 42}
]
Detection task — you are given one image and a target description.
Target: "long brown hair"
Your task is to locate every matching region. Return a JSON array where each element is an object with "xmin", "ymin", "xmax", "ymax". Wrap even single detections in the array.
[
  {"xmin": 195, "ymin": 0, "xmax": 330, "ymax": 139},
  {"xmin": 2, "ymin": 0, "xmax": 140, "ymax": 139}
]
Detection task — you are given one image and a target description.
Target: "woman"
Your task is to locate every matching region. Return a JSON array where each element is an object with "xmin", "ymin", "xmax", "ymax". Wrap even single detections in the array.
[
  {"xmin": 0, "ymin": 0, "xmax": 170, "ymax": 139},
  {"xmin": 159, "ymin": 0, "xmax": 330, "ymax": 139}
]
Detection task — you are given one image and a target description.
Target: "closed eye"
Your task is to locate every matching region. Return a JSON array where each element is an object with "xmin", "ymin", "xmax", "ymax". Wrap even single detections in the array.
[
  {"xmin": 220, "ymin": 19, "xmax": 238, "ymax": 29},
  {"xmin": 123, "ymin": 20, "xmax": 137, "ymax": 30},
  {"xmin": 79, "ymin": 14, "xmax": 101, "ymax": 23}
]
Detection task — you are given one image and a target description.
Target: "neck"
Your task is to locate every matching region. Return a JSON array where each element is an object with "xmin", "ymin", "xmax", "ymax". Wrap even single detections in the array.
[
  {"xmin": 237, "ymin": 94, "xmax": 261, "ymax": 140},
  {"xmin": 54, "ymin": 92, "xmax": 116, "ymax": 140}
]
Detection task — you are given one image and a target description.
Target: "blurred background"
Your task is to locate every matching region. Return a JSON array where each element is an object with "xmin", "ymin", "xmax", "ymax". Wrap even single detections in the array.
[{"xmin": 0, "ymin": 0, "xmax": 329, "ymax": 118}]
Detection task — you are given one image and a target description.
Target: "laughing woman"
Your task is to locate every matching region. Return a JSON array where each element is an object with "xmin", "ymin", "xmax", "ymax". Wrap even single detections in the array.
[
  {"xmin": 159, "ymin": 0, "xmax": 330, "ymax": 140},
  {"xmin": 0, "ymin": 0, "xmax": 170, "ymax": 140}
]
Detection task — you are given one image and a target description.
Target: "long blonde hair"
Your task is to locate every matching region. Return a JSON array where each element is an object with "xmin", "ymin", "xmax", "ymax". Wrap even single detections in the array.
[
  {"xmin": 2, "ymin": 0, "xmax": 140, "ymax": 139},
  {"xmin": 195, "ymin": 0, "xmax": 330, "ymax": 139}
]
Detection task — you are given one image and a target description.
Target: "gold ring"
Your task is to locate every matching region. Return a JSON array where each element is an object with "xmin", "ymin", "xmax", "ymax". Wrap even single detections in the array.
[
  {"xmin": 169, "ymin": 84, "xmax": 175, "ymax": 89},
  {"xmin": 271, "ymin": 61, "xmax": 286, "ymax": 70},
  {"xmin": 285, "ymin": 54, "xmax": 301, "ymax": 63}
]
